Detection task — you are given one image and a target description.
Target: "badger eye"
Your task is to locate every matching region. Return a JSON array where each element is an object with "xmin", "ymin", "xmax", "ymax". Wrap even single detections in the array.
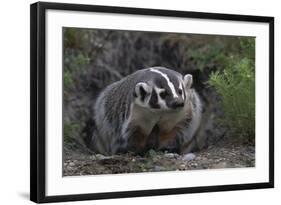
[
  {"xmin": 178, "ymin": 89, "xmax": 183, "ymax": 95},
  {"xmin": 160, "ymin": 91, "xmax": 168, "ymax": 99}
]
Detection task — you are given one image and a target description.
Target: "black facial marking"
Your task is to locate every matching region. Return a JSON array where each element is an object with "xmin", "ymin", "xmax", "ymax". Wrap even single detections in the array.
[
  {"xmin": 156, "ymin": 68, "xmax": 181, "ymax": 89},
  {"xmin": 149, "ymin": 88, "xmax": 160, "ymax": 109},
  {"xmin": 160, "ymin": 90, "xmax": 168, "ymax": 99},
  {"xmin": 170, "ymin": 98, "xmax": 184, "ymax": 109},
  {"xmin": 139, "ymin": 86, "xmax": 146, "ymax": 102},
  {"xmin": 133, "ymin": 91, "xmax": 137, "ymax": 98}
]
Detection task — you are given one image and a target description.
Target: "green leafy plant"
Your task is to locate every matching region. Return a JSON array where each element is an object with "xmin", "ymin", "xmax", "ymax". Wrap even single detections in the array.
[
  {"xmin": 64, "ymin": 122, "xmax": 80, "ymax": 143},
  {"xmin": 188, "ymin": 44, "xmax": 225, "ymax": 71},
  {"xmin": 208, "ymin": 38, "xmax": 255, "ymax": 141},
  {"xmin": 63, "ymin": 53, "xmax": 90, "ymax": 89},
  {"xmin": 63, "ymin": 28, "xmax": 91, "ymax": 90}
]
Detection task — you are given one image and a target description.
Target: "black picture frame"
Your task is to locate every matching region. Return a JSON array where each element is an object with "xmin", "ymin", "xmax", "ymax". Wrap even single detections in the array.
[{"xmin": 30, "ymin": 1, "xmax": 274, "ymax": 203}]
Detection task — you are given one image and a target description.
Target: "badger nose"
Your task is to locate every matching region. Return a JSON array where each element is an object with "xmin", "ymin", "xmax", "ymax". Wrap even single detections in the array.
[{"xmin": 171, "ymin": 99, "xmax": 184, "ymax": 109}]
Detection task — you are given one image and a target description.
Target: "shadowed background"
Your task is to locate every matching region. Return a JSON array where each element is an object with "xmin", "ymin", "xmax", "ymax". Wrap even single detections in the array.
[{"xmin": 62, "ymin": 27, "xmax": 255, "ymax": 175}]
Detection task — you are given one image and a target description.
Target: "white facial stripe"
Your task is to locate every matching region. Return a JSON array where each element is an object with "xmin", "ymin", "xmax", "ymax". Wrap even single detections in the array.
[
  {"xmin": 150, "ymin": 68, "xmax": 178, "ymax": 98},
  {"xmin": 154, "ymin": 87, "xmax": 168, "ymax": 109},
  {"xmin": 179, "ymin": 82, "xmax": 185, "ymax": 99}
]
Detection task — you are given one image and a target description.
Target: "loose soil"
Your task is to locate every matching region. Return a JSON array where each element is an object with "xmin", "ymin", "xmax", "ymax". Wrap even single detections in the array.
[{"xmin": 63, "ymin": 140, "xmax": 255, "ymax": 176}]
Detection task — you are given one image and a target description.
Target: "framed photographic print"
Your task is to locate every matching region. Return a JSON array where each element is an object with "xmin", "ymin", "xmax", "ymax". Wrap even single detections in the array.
[{"xmin": 30, "ymin": 1, "xmax": 274, "ymax": 203}]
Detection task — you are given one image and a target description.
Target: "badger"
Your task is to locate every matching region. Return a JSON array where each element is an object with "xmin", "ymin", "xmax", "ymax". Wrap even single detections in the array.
[{"xmin": 90, "ymin": 66, "xmax": 202, "ymax": 155}]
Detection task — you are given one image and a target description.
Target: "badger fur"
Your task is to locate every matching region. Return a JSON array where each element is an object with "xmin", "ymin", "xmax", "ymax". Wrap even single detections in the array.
[{"xmin": 90, "ymin": 67, "xmax": 202, "ymax": 155}]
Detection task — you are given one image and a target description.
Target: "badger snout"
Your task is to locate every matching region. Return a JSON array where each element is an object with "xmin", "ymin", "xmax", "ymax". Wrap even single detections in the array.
[{"xmin": 170, "ymin": 98, "xmax": 184, "ymax": 109}]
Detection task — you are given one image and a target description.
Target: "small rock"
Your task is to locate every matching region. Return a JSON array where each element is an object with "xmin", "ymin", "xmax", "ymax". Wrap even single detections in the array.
[
  {"xmin": 68, "ymin": 162, "xmax": 75, "ymax": 167},
  {"xmin": 147, "ymin": 149, "xmax": 157, "ymax": 157},
  {"xmin": 95, "ymin": 154, "xmax": 111, "ymax": 160},
  {"xmin": 247, "ymin": 146, "xmax": 255, "ymax": 153},
  {"xmin": 90, "ymin": 155, "xmax": 97, "ymax": 160},
  {"xmin": 164, "ymin": 153, "xmax": 178, "ymax": 159},
  {"xmin": 154, "ymin": 166, "xmax": 165, "ymax": 171},
  {"xmin": 234, "ymin": 164, "xmax": 244, "ymax": 168},
  {"xmin": 152, "ymin": 157, "xmax": 158, "ymax": 163},
  {"xmin": 212, "ymin": 162, "xmax": 228, "ymax": 169},
  {"xmin": 182, "ymin": 153, "xmax": 196, "ymax": 161},
  {"xmin": 179, "ymin": 164, "xmax": 186, "ymax": 170}
]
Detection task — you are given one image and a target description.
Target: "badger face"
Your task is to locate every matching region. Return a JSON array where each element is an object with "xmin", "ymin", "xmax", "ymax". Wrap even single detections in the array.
[{"xmin": 134, "ymin": 67, "xmax": 193, "ymax": 111}]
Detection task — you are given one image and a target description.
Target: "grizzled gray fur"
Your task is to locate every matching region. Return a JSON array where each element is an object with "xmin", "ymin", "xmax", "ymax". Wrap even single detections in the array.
[{"xmin": 90, "ymin": 67, "xmax": 202, "ymax": 155}]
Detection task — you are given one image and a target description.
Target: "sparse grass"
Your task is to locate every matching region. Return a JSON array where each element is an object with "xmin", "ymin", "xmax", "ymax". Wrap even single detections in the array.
[
  {"xmin": 64, "ymin": 122, "xmax": 80, "ymax": 143},
  {"xmin": 208, "ymin": 38, "xmax": 255, "ymax": 142},
  {"xmin": 63, "ymin": 28, "xmax": 91, "ymax": 90}
]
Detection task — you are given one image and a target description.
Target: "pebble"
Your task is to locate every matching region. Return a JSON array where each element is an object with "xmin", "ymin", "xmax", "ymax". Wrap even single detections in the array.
[
  {"xmin": 212, "ymin": 162, "xmax": 228, "ymax": 169},
  {"xmin": 234, "ymin": 164, "xmax": 244, "ymax": 168},
  {"xmin": 154, "ymin": 166, "xmax": 165, "ymax": 171},
  {"xmin": 68, "ymin": 162, "xmax": 75, "ymax": 167},
  {"xmin": 182, "ymin": 153, "xmax": 196, "ymax": 161},
  {"xmin": 148, "ymin": 149, "xmax": 157, "ymax": 157},
  {"xmin": 95, "ymin": 154, "xmax": 112, "ymax": 160},
  {"xmin": 164, "ymin": 153, "xmax": 179, "ymax": 159},
  {"xmin": 95, "ymin": 154, "xmax": 106, "ymax": 160},
  {"xmin": 90, "ymin": 155, "xmax": 97, "ymax": 160},
  {"xmin": 179, "ymin": 164, "xmax": 186, "ymax": 170}
]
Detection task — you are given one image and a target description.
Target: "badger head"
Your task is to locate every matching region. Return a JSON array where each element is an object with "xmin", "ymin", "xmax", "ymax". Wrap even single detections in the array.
[{"xmin": 133, "ymin": 67, "xmax": 193, "ymax": 111}]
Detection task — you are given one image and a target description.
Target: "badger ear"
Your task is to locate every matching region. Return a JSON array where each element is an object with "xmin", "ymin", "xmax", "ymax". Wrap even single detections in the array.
[
  {"xmin": 134, "ymin": 82, "xmax": 152, "ymax": 99},
  {"xmin": 183, "ymin": 74, "xmax": 193, "ymax": 89}
]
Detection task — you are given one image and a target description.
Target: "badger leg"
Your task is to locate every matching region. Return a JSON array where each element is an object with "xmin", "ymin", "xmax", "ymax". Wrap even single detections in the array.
[
  {"xmin": 146, "ymin": 125, "xmax": 160, "ymax": 150},
  {"xmin": 125, "ymin": 127, "xmax": 150, "ymax": 155},
  {"xmin": 157, "ymin": 128, "xmax": 179, "ymax": 153},
  {"xmin": 176, "ymin": 113, "xmax": 201, "ymax": 154},
  {"xmin": 179, "ymin": 137, "xmax": 198, "ymax": 154}
]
